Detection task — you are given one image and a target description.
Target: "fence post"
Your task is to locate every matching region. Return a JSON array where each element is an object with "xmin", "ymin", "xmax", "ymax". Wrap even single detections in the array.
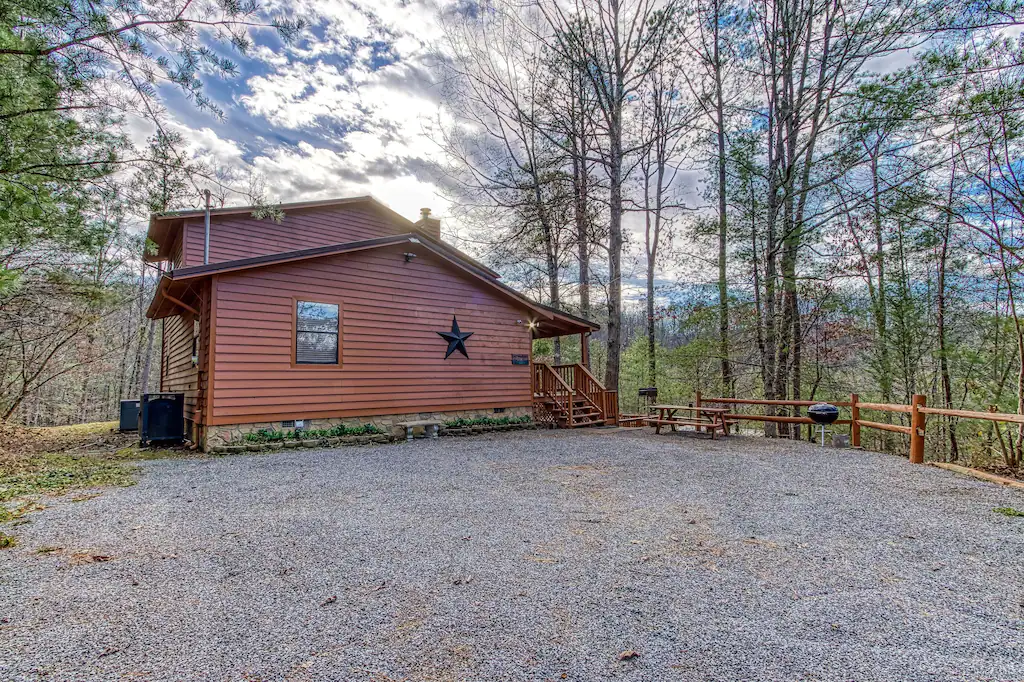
[
  {"xmin": 695, "ymin": 390, "xmax": 703, "ymax": 433},
  {"xmin": 851, "ymin": 394, "xmax": 861, "ymax": 448},
  {"xmin": 910, "ymin": 394, "xmax": 926, "ymax": 464}
]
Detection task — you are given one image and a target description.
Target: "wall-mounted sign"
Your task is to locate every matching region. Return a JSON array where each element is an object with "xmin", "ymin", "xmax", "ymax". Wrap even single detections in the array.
[{"xmin": 511, "ymin": 354, "xmax": 529, "ymax": 365}]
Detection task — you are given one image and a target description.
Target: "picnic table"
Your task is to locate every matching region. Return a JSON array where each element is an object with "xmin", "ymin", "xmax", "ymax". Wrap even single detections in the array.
[{"xmin": 646, "ymin": 404, "xmax": 730, "ymax": 439}]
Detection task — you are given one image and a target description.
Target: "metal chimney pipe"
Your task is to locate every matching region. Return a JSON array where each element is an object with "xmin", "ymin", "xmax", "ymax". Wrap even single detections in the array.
[{"xmin": 203, "ymin": 189, "xmax": 211, "ymax": 265}]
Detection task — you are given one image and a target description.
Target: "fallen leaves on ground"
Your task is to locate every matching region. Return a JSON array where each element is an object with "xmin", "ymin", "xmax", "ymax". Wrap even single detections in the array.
[{"xmin": 617, "ymin": 650, "xmax": 640, "ymax": 661}]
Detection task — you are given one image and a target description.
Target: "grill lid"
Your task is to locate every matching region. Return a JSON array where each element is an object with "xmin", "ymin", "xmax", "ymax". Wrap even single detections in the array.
[{"xmin": 808, "ymin": 403, "xmax": 840, "ymax": 424}]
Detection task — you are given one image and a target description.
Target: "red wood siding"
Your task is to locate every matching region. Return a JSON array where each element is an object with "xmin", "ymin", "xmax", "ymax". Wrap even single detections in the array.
[
  {"xmin": 161, "ymin": 311, "xmax": 200, "ymax": 422},
  {"xmin": 180, "ymin": 204, "xmax": 411, "ymax": 267},
  {"xmin": 169, "ymin": 226, "xmax": 185, "ymax": 269},
  {"xmin": 197, "ymin": 281, "xmax": 212, "ymax": 425},
  {"xmin": 208, "ymin": 245, "xmax": 532, "ymax": 425}
]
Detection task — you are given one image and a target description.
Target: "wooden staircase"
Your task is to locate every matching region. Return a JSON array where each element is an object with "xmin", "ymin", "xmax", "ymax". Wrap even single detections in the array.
[{"xmin": 532, "ymin": 363, "xmax": 619, "ymax": 428}]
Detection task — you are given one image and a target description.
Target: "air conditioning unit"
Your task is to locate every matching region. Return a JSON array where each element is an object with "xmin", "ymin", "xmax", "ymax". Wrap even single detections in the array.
[
  {"xmin": 140, "ymin": 393, "xmax": 185, "ymax": 445},
  {"xmin": 119, "ymin": 399, "xmax": 140, "ymax": 432}
]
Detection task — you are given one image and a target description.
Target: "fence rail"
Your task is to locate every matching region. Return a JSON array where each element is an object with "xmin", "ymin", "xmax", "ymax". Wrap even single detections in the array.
[{"xmin": 694, "ymin": 392, "xmax": 1022, "ymax": 464}]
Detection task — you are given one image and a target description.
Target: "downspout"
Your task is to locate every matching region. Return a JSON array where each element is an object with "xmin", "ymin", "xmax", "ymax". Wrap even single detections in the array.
[{"xmin": 203, "ymin": 189, "xmax": 211, "ymax": 265}]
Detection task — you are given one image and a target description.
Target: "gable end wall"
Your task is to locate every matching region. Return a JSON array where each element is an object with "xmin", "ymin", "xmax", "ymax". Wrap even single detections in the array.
[
  {"xmin": 180, "ymin": 204, "xmax": 412, "ymax": 268},
  {"xmin": 207, "ymin": 244, "xmax": 534, "ymax": 427}
]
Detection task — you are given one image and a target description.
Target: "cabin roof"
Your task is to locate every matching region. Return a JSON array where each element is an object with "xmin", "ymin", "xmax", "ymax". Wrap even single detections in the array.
[
  {"xmin": 144, "ymin": 195, "xmax": 416, "ymax": 263},
  {"xmin": 146, "ymin": 232, "xmax": 598, "ymax": 338}
]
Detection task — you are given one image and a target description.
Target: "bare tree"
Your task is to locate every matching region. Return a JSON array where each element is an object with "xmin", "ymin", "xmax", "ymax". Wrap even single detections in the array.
[
  {"xmin": 534, "ymin": 0, "xmax": 680, "ymax": 389},
  {"xmin": 437, "ymin": 4, "xmax": 576, "ymax": 360},
  {"xmin": 634, "ymin": 60, "xmax": 694, "ymax": 386}
]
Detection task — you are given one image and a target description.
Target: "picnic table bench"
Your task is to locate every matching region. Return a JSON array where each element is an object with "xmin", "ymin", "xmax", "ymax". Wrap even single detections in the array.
[
  {"xmin": 646, "ymin": 404, "xmax": 730, "ymax": 440},
  {"xmin": 397, "ymin": 420, "xmax": 441, "ymax": 441}
]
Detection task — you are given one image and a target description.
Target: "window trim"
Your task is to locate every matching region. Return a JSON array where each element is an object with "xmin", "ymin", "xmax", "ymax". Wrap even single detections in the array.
[{"xmin": 291, "ymin": 296, "xmax": 343, "ymax": 368}]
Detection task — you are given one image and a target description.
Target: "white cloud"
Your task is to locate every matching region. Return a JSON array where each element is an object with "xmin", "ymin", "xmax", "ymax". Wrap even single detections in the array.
[
  {"xmin": 248, "ymin": 140, "xmax": 450, "ymax": 220},
  {"xmin": 242, "ymin": 61, "xmax": 363, "ymax": 129},
  {"xmin": 158, "ymin": 1, "xmax": 459, "ymax": 231},
  {"xmin": 170, "ymin": 124, "xmax": 247, "ymax": 166}
]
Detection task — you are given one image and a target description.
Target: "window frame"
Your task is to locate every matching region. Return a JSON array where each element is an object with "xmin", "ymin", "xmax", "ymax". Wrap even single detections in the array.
[{"xmin": 291, "ymin": 296, "xmax": 343, "ymax": 368}]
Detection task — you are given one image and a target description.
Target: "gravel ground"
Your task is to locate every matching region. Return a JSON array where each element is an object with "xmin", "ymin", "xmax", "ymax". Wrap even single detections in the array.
[{"xmin": 2, "ymin": 428, "xmax": 1023, "ymax": 681}]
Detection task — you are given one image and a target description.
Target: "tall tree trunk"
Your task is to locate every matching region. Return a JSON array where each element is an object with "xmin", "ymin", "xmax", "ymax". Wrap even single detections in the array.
[
  {"xmin": 644, "ymin": 160, "xmax": 665, "ymax": 388},
  {"xmin": 139, "ymin": 320, "xmax": 157, "ymax": 395},
  {"xmin": 535, "ymin": 179, "xmax": 562, "ymax": 365},
  {"xmin": 937, "ymin": 156, "xmax": 958, "ymax": 461},
  {"xmin": 139, "ymin": 263, "xmax": 159, "ymax": 395},
  {"xmin": 713, "ymin": 0, "xmax": 732, "ymax": 397},
  {"xmin": 870, "ymin": 152, "xmax": 893, "ymax": 406},
  {"xmin": 646, "ymin": 261, "xmax": 656, "ymax": 385},
  {"xmin": 573, "ymin": 153, "xmax": 591, "ymax": 367},
  {"xmin": 751, "ymin": 187, "xmax": 769, "ymax": 398},
  {"xmin": 994, "ymin": 216, "xmax": 1024, "ymax": 467},
  {"xmin": 605, "ymin": 108, "xmax": 623, "ymax": 391}
]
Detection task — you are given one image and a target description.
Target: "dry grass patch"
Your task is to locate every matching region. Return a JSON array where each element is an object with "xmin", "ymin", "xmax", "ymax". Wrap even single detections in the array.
[{"xmin": 0, "ymin": 421, "xmax": 199, "ymax": 546}]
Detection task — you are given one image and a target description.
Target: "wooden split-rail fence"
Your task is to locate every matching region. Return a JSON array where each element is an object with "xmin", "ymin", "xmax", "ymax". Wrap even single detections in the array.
[{"xmin": 636, "ymin": 392, "xmax": 1024, "ymax": 464}]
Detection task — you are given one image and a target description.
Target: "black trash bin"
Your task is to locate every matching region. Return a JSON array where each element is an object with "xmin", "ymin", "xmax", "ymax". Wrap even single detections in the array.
[{"xmin": 140, "ymin": 393, "xmax": 185, "ymax": 445}]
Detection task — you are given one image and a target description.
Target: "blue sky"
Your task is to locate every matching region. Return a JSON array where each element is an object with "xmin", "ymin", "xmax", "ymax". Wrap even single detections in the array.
[{"xmin": 150, "ymin": 0, "xmax": 454, "ymax": 226}]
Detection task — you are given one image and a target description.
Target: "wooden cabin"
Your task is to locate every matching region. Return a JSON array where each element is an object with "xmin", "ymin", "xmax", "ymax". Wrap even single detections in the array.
[{"xmin": 144, "ymin": 196, "xmax": 618, "ymax": 449}]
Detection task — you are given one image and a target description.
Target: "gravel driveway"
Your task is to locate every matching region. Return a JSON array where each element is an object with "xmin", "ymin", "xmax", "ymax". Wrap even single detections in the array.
[{"xmin": 2, "ymin": 429, "xmax": 1023, "ymax": 681}]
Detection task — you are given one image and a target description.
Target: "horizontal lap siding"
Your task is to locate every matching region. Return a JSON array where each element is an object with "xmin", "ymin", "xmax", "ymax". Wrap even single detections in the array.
[
  {"xmin": 182, "ymin": 205, "xmax": 409, "ymax": 267},
  {"xmin": 162, "ymin": 313, "xmax": 199, "ymax": 422},
  {"xmin": 210, "ymin": 245, "xmax": 532, "ymax": 425},
  {"xmin": 198, "ymin": 282, "xmax": 211, "ymax": 425},
  {"xmin": 170, "ymin": 225, "xmax": 185, "ymax": 269}
]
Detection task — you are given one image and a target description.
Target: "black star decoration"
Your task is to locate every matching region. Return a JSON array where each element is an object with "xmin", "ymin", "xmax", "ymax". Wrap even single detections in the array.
[{"xmin": 437, "ymin": 316, "xmax": 473, "ymax": 359}]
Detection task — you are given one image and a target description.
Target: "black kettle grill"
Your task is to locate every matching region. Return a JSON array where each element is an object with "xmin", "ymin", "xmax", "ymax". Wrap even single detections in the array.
[{"xmin": 808, "ymin": 403, "xmax": 840, "ymax": 445}]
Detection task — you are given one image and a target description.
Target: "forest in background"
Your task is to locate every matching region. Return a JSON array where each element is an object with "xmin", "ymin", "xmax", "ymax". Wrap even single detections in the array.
[
  {"xmin": 1, "ymin": 0, "xmax": 1023, "ymax": 470},
  {"xmin": 436, "ymin": 0, "xmax": 1024, "ymax": 468},
  {"xmin": 0, "ymin": 0, "xmax": 299, "ymax": 427}
]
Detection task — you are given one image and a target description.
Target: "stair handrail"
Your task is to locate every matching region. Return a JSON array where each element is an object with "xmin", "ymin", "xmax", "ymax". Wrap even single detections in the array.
[
  {"xmin": 533, "ymin": 363, "xmax": 574, "ymax": 423},
  {"xmin": 552, "ymin": 362, "xmax": 607, "ymax": 417},
  {"xmin": 575, "ymin": 362, "xmax": 606, "ymax": 390}
]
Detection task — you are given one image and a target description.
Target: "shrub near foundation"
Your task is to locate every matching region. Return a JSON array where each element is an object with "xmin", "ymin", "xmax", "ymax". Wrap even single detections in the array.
[
  {"xmin": 220, "ymin": 423, "xmax": 391, "ymax": 451},
  {"xmin": 442, "ymin": 415, "xmax": 533, "ymax": 436}
]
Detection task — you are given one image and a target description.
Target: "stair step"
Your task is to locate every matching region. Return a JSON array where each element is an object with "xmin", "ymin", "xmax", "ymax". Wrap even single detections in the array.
[{"xmin": 571, "ymin": 418, "xmax": 605, "ymax": 427}]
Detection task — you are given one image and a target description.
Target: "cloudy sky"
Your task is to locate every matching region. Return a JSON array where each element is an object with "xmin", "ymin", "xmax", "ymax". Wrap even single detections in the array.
[
  {"xmin": 146, "ymin": 0, "xmax": 941, "ymax": 300},
  {"xmin": 148, "ymin": 0, "xmax": 724, "ymax": 298},
  {"xmin": 159, "ymin": 0, "xmax": 457, "ymax": 226}
]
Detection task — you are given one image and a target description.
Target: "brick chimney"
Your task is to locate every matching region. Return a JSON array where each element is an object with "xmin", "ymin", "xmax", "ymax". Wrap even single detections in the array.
[{"xmin": 414, "ymin": 207, "xmax": 441, "ymax": 240}]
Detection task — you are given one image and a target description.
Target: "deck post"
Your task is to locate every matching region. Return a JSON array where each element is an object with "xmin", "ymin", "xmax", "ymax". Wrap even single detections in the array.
[
  {"xmin": 851, "ymin": 393, "xmax": 861, "ymax": 448},
  {"xmin": 580, "ymin": 332, "xmax": 590, "ymax": 368},
  {"xmin": 910, "ymin": 394, "xmax": 926, "ymax": 464}
]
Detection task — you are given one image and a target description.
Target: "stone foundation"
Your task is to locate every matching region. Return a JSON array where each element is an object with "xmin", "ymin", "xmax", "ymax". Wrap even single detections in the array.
[{"xmin": 202, "ymin": 406, "xmax": 532, "ymax": 450}]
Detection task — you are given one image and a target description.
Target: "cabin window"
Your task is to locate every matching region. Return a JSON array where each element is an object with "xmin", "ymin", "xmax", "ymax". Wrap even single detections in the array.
[{"xmin": 295, "ymin": 301, "xmax": 340, "ymax": 364}]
